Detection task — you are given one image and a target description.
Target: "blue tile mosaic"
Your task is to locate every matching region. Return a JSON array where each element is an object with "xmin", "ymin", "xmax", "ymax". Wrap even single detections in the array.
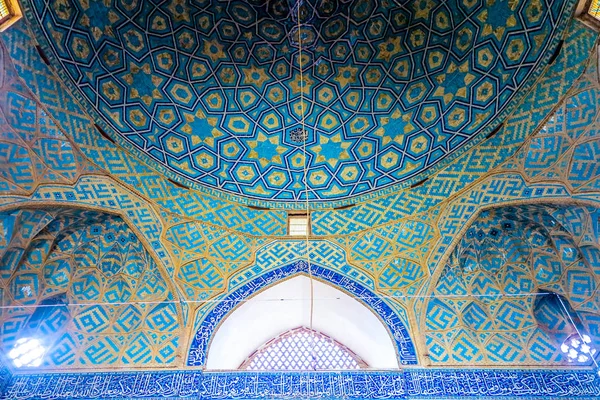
[
  {"xmin": 0, "ymin": 360, "xmax": 9, "ymax": 397},
  {"xmin": 0, "ymin": 0, "xmax": 599, "ymax": 382},
  {"xmin": 425, "ymin": 204, "xmax": 600, "ymax": 366},
  {"xmin": 3, "ymin": 369, "xmax": 600, "ymax": 399},
  {"xmin": 0, "ymin": 208, "xmax": 181, "ymax": 369},
  {"xmin": 20, "ymin": 0, "xmax": 576, "ymax": 202}
]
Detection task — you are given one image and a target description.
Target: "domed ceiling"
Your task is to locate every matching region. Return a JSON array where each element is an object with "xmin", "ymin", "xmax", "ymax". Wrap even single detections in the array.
[{"xmin": 23, "ymin": 0, "xmax": 573, "ymax": 202}]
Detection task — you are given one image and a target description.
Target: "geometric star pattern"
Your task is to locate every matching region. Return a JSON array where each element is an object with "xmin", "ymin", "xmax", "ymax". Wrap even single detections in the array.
[
  {"xmin": 23, "ymin": 0, "xmax": 574, "ymax": 201},
  {"xmin": 0, "ymin": 0, "xmax": 598, "ymax": 375}
]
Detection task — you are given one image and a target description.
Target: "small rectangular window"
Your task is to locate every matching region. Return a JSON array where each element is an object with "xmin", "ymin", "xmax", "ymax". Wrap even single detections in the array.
[
  {"xmin": 577, "ymin": 0, "xmax": 600, "ymax": 31},
  {"xmin": 589, "ymin": 0, "xmax": 600, "ymax": 19},
  {"xmin": 288, "ymin": 214, "xmax": 309, "ymax": 236},
  {"xmin": 0, "ymin": 0, "xmax": 22, "ymax": 32},
  {"xmin": 0, "ymin": 1, "xmax": 9, "ymax": 22}
]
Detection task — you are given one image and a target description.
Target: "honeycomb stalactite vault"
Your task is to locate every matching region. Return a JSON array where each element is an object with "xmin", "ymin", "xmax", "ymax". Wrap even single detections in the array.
[{"xmin": 0, "ymin": 0, "xmax": 599, "ymax": 398}]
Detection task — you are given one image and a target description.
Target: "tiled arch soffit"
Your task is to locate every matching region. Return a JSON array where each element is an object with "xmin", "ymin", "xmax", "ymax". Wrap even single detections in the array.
[
  {"xmin": 187, "ymin": 262, "xmax": 418, "ymax": 367},
  {"xmin": 427, "ymin": 198, "xmax": 600, "ymax": 294},
  {"xmin": 0, "ymin": 182, "xmax": 177, "ymax": 276},
  {"xmin": 0, "ymin": 203, "xmax": 186, "ymax": 370},
  {"xmin": 0, "ymin": 202, "xmax": 177, "ymax": 293},
  {"xmin": 417, "ymin": 199, "xmax": 600, "ymax": 366}
]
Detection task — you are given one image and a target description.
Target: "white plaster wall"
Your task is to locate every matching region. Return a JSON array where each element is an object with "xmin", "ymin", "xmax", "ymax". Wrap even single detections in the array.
[{"xmin": 206, "ymin": 275, "xmax": 399, "ymax": 369}]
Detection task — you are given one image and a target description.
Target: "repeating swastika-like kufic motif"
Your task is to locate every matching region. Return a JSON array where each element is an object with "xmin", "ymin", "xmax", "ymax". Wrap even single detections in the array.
[
  {"xmin": 424, "ymin": 204, "xmax": 600, "ymax": 366},
  {"xmin": 0, "ymin": 208, "xmax": 182, "ymax": 369},
  {"xmin": 310, "ymin": 19, "xmax": 596, "ymax": 233},
  {"xmin": 0, "ymin": 45, "xmax": 98, "ymax": 196},
  {"xmin": 228, "ymin": 240, "xmax": 373, "ymax": 290},
  {"xmin": 0, "ymin": 0, "xmax": 599, "ymax": 377}
]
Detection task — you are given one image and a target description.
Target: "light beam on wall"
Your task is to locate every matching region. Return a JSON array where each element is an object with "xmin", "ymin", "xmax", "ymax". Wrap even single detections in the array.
[
  {"xmin": 561, "ymin": 333, "xmax": 597, "ymax": 363},
  {"xmin": 8, "ymin": 338, "xmax": 46, "ymax": 367}
]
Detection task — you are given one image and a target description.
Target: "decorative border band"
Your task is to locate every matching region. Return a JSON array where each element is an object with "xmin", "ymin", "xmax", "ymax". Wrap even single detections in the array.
[{"xmin": 4, "ymin": 369, "xmax": 600, "ymax": 399}]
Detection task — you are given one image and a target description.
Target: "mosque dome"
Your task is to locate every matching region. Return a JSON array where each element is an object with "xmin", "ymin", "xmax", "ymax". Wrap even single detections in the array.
[{"xmin": 29, "ymin": 0, "xmax": 568, "ymax": 203}]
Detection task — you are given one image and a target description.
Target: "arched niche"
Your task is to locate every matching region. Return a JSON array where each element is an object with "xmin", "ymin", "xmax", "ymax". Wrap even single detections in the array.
[
  {"xmin": 187, "ymin": 261, "xmax": 416, "ymax": 368},
  {"xmin": 423, "ymin": 203, "xmax": 600, "ymax": 366},
  {"xmin": 206, "ymin": 275, "xmax": 397, "ymax": 369},
  {"xmin": 0, "ymin": 206, "xmax": 182, "ymax": 368}
]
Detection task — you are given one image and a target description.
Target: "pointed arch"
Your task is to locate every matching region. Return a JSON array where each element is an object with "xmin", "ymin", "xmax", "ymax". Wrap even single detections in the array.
[
  {"xmin": 205, "ymin": 276, "xmax": 396, "ymax": 369},
  {"xmin": 187, "ymin": 261, "xmax": 417, "ymax": 368}
]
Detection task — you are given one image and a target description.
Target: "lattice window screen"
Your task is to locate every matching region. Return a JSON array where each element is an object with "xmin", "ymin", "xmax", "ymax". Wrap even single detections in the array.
[
  {"xmin": 0, "ymin": 0, "xmax": 10, "ymax": 21},
  {"xmin": 240, "ymin": 327, "xmax": 367, "ymax": 370},
  {"xmin": 590, "ymin": 0, "xmax": 600, "ymax": 19}
]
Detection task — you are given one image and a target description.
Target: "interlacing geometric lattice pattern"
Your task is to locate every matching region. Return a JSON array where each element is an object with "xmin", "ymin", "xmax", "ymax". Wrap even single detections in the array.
[
  {"xmin": 240, "ymin": 327, "xmax": 367, "ymax": 371},
  {"xmin": 0, "ymin": 4, "xmax": 599, "ymax": 375},
  {"xmin": 22, "ymin": 0, "xmax": 574, "ymax": 202}
]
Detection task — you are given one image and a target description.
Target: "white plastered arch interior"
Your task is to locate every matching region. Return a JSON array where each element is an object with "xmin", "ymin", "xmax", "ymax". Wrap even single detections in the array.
[{"xmin": 206, "ymin": 275, "xmax": 399, "ymax": 369}]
